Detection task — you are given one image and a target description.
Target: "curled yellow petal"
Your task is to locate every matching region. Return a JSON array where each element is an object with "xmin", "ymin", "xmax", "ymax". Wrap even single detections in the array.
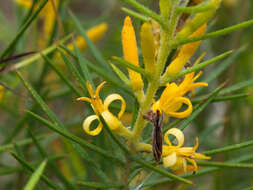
[
  {"xmin": 165, "ymin": 24, "xmax": 207, "ymax": 77},
  {"xmin": 82, "ymin": 115, "xmax": 103, "ymax": 136},
  {"xmin": 122, "ymin": 16, "xmax": 143, "ymax": 91},
  {"xmin": 163, "ymin": 152, "xmax": 177, "ymax": 168},
  {"xmin": 140, "ymin": 22, "xmax": 156, "ymax": 74},
  {"xmin": 67, "ymin": 23, "xmax": 108, "ymax": 51},
  {"xmin": 101, "ymin": 110, "xmax": 122, "ymax": 130},
  {"xmin": 104, "ymin": 94, "xmax": 126, "ymax": 119},
  {"xmin": 165, "ymin": 97, "xmax": 193, "ymax": 118},
  {"xmin": 164, "ymin": 128, "xmax": 184, "ymax": 148}
]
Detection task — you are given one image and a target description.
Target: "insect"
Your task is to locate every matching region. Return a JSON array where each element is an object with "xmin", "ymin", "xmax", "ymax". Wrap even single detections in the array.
[{"xmin": 143, "ymin": 110, "xmax": 164, "ymax": 163}]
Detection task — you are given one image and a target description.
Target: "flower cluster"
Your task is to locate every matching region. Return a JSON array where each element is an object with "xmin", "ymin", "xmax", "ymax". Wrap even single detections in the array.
[{"xmin": 77, "ymin": 0, "xmax": 222, "ymax": 174}]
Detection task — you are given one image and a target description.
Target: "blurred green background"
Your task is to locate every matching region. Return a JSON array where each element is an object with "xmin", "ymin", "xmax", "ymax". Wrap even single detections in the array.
[{"xmin": 0, "ymin": 0, "xmax": 252, "ymax": 189}]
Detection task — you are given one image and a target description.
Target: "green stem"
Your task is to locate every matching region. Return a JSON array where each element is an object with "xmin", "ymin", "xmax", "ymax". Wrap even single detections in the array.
[
  {"xmin": 132, "ymin": 20, "xmax": 173, "ymax": 145},
  {"xmin": 131, "ymin": 0, "xmax": 184, "ymax": 146}
]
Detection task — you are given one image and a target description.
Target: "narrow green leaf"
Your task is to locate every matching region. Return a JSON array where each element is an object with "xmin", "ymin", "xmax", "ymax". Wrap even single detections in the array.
[
  {"xmin": 76, "ymin": 181, "xmax": 123, "ymax": 188},
  {"xmin": 58, "ymin": 48, "xmax": 87, "ymax": 93},
  {"xmin": 176, "ymin": 3, "xmax": 214, "ymax": 13},
  {"xmin": 73, "ymin": 42, "xmax": 94, "ymax": 88},
  {"xmin": 69, "ymin": 11, "xmax": 112, "ymax": 73},
  {"xmin": 0, "ymin": 135, "xmax": 46, "ymax": 153},
  {"xmin": 19, "ymin": 0, "xmax": 37, "ymax": 26},
  {"xmin": 121, "ymin": 0, "xmax": 166, "ymax": 29},
  {"xmin": 99, "ymin": 116, "xmax": 129, "ymax": 154},
  {"xmin": 195, "ymin": 47, "xmax": 244, "ymax": 94},
  {"xmin": 9, "ymin": 151, "xmax": 61, "ymax": 190},
  {"xmin": 197, "ymin": 161, "xmax": 253, "ymax": 169},
  {"xmin": 112, "ymin": 56, "xmax": 149, "ymax": 78},
  {"xmin": 173, "ymin": 19, "xmax": 253, "ymax": 47},
  {"xmin": 27, "ymin": 127, "xmax": 47, "ymax": 158},
  {"xmin": 24, "ymin": 160, "xmax": 48, "ymax": 190},
  {"xmin": 42, "ymin": 54, "xmax": 83, "ymax": 97},
  {"xmin": 210, "ymin": 93, "xmax": 251, "ymax": 102},
  {"xmin": 162, "ymin": 50, "xmax": 233, "ymax": 85},
  {"xmin": 144, "ymin": 153, "xmax": 253, "ymax": 187},
  {"xmin": 121, "ymin": 7, "xmax": 149, "ymax": 22},
  {"xmin": 8, "ymin": 34, "xmax": 72, "ymax": 71},
  {"xmin": 130, "ymin": 98, "xmax": 139, "ymax": 129},
  {"xmin": 110, "ymin": 63, "xmax": 131, "ymax": 87},
  {"xmin": 0, "ymin": 0, "xmax": 49, "ymax": 59},
  {"xmin": 178, "ymin": 84, "xmax": 225, "ymax": 131},
  {"xmin": 16, "ymin": 71, "xmax": 63, "ymax": 125},
  {"xmin": 192, "ymin": 79, "xmax": 253, "ymax": 102},
  {"xmin": 202, "ymin": 139, "xmax": 253, "ymax": 156},
  {"xmin": 220, "ymin": 79, "xmax": 253, "ymax": 95},
  {"xmin": 59, "ymin": 44, "xmax": 132, "ymax": 94},
  {"xmin": 192, "ymin": 93, "xmax": 251, "ymax": 103},
  {"xmin": 26, "ymin": 110, "xmax": 125, "ymax": 165},
  {"xmin": 70, "ymin": 143, "xmax": 110, "ymax": 183},
  {"xmin": 3, "ymin": 116, "xmax": 27, "ymax": 144},
  {"xmin": 133, "ymin": 158, "xmax": 193, "ymax": 185}
]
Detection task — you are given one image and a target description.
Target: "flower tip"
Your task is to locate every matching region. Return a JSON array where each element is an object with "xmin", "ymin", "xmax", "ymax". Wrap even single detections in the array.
[{"xmin": 124, "ymin": 16, "xmax": 132, "ymax": 26}]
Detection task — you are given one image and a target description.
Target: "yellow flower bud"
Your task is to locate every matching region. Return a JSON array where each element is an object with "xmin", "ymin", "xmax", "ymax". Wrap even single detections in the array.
[
  {"xmin": 140, "ymin": 22, "xmax": 156, "ymax": 75},
  {"xmin": 122, "ymin": 16, "xmax": 144, "ymax": 92}
]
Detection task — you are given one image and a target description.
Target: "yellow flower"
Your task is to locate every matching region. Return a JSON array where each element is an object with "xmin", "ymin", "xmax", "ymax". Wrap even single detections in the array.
[
  {"xmin": 152, "ymin": 71, "xmax": 208, "ymax": 118},
  {"xmin": 77, "ymin": 82, "xmax": 131, "ymax": 137},
  {"xmin": 66, "ymin": 23, "xmax": 108, "ymax": 51},
  {"xmin": 121, "ymin": 16, "xmax": 144, "ymax": 92},
  {"xmin": 162, "ymin": 128, "xmax": 210, "ymax": 173}
]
